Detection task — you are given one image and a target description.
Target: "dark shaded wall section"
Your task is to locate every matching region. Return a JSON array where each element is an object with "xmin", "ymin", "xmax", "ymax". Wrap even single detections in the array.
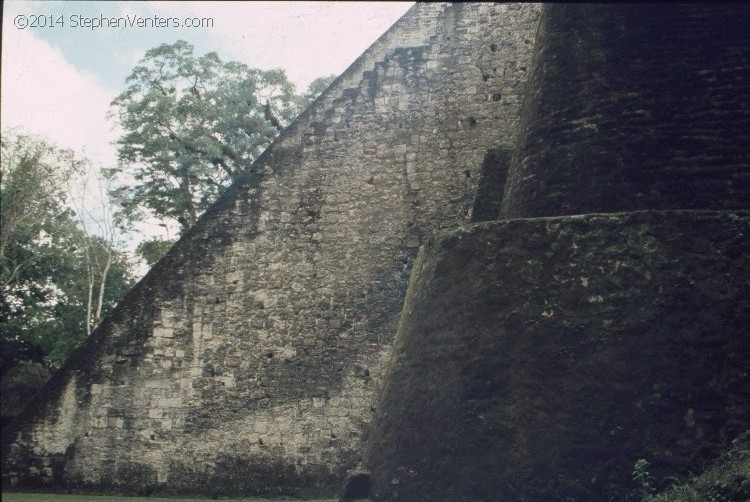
[
  {"xmin": 500, "ymin": 4, "xmax": 750, "ymax": 219},
  {"xmin": 469, "ymin": 149, "xmax": 511, "ymax": 223},
  {"xmin": 367, "ymin": 211, "xmax": 750, "ymax": 501}
]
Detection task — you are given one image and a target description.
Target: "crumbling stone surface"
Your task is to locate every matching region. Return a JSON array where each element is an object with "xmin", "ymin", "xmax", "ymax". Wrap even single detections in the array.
[{"xmin": 1, "ymin": 2, "xmax": 541, "ymax": 496}]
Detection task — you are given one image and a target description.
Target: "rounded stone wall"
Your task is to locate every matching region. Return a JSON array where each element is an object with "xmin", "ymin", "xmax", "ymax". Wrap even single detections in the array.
[
  {"xmin": 366, "ymin": 211, "xmax": 750, "ymax": 501},
  {"xmin": 499, "ymin": 4, "xmax": 750, "ymax": 219}
]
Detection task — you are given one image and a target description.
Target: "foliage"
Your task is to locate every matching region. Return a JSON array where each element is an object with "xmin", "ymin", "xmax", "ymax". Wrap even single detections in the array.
[
  {"xmin": 297, "ymin": 74, "xmax": 337, "ymax": 111},
  {"xmin": 633, "ymin": 459, "xmax": 655, "ymax": 502},
  {"xmin": 0, "ymin": 131, "xmax": 134, "ymax": 370},
  {"xmin": 68, "ymin": 171, "xmax": 133, "ymax": 334},
  {"xmin": 108, "ymin": 40, "xmax": 302, "ymax": 232},
  {"xmin": 633, "ymin": 433, "xmax": 750, "ymax": 501},
  {"xmin": 136, "ymin": 237, "xmax": 176, "ymax": 266},
  {"xmin": 1, "ymin": 129, "xmax": 84, "ymax": 289},
  {"xmin": 0, "ymin": 338, "xmax": 45, "ymax": 377}
]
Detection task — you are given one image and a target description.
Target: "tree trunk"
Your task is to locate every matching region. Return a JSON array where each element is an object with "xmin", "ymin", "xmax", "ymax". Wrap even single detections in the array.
[
  {"xmin": 85, "ymin": 263, "xmax": 94, "ymax": 336},
  {"xmin": 94, "ymin": 251, "xmax": 112, "ymax": 325}
]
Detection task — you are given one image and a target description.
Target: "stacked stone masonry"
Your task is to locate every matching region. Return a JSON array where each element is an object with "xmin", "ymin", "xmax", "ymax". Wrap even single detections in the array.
[
  {"xmin": 366, "ymin": 4, "xmax": 750, "ymax": 501},
  {"xmin": 500, "ymin": 4, "xmax": 750, "ymax": 218},
  {"xmin": 2, "ymin": 3, "xmax": 542, "ymax": 496}
]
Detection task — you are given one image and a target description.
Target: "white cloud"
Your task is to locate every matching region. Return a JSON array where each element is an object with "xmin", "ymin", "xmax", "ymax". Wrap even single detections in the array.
[
  {"xmin": 1, "ymin": 15, "xmax": 120, "ymax": 167},
  {"xmin": 1, "ymin": 2, "xmax": 412, "ymax": 164},
  {"xmin": 148, "ymin": 1, "xmax": 414, "ymax": 91}
]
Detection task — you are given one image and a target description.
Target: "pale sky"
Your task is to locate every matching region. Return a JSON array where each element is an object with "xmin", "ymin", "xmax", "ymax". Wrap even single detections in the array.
[
  {"xmin": 1, "ymin": 1, "xmax": 413, "ymax": 253},
  {"xmin": 2, "ymin": 1, "xmax": 413, "ymax": 167}
]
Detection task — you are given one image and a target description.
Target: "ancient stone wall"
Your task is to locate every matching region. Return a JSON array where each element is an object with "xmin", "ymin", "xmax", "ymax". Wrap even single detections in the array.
[
  {"xmin": 2, "ymin": 3, "xmax": 541, "ymax": 496},
  {"xmin": 367, "ymin": 4, "xmax": 750, "ymax": 501},
  {"xmin": 367, "ymin": 211, "xmax": 750, "ymax": 501},
  {"xmin": 500, "ymin": 4, "xmax": 750, "ymax": 218}
]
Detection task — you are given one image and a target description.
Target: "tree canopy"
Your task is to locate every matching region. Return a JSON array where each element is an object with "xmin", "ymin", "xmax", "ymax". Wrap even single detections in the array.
[
  {"xmin": 108, "ymin": 40, "xmax": 333, "ymax": 233},
  {"xmin": 1, "ymin": 131, "xmax": 134, "ymax": 370}
]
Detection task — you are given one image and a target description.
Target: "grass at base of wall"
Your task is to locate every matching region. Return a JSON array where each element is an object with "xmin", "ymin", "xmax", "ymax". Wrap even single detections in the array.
[
  {"xmin": 639, "ymin": 430, "xmax": 750, "ymax": 502},
  {"xmin": 1, "ymin": 494, "xmax": 335, "ymax": 502}
]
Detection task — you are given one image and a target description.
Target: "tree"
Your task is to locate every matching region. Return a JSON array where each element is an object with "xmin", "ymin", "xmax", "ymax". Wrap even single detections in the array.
[
  {"xmin": 67, "ymin": 171, "xmax": 131, "ymax": 335},
  {"xmin": 1, "ymin": 130, "xmax": 134, "ymax": 370},
  {"xmin": 1, "ymin": 129, "xmax": 84, "ymax": 290},
  {"xmin": 297, "ymin": 74, "xmax": 337, "ymax": 111},
  {"xmin": 135, "ymin": 237, "xmax": 175, "ymax": 267},
  {"xmin": 108, "ymin": 40, "xmax": 301, "ymax": 233}
]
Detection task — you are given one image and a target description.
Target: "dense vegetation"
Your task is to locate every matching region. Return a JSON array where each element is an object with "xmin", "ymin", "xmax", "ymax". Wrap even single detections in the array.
[
  {"xmin": 1, "ymin": 131, "xmax": 134, "ymax": 371},
  {"xmin": 635, "ymin": 431, "xmax": 750, "ymax": 501}
]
